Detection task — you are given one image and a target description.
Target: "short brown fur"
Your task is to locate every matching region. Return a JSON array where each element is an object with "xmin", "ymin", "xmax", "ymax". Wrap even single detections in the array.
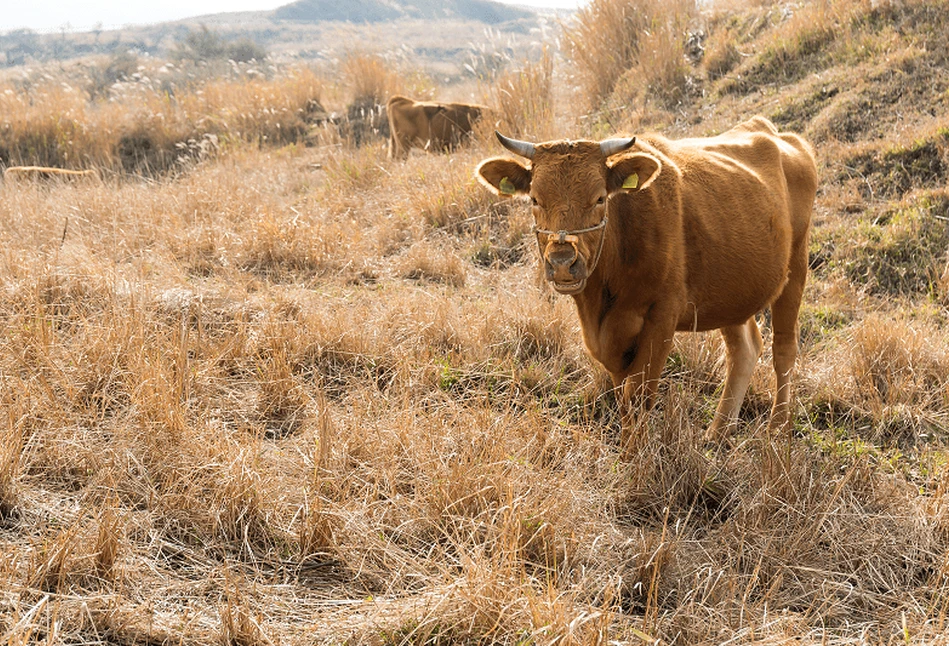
[
  {"xmin": 476, "ymin": 117, "xmax": 818, "ymax": 445},
  {"xmin": 387, "ymin": 95, "xmax": 488, "ymax": 160}
]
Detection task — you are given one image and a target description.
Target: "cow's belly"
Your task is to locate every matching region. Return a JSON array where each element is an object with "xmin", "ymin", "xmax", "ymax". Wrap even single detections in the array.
[
  {"xmin": 676, "ymin": 263, "xmax": 790, "ymax": 331},
  {"xmin": 677, "ymin": 210, "xmax": 793, "ymax": 331}
]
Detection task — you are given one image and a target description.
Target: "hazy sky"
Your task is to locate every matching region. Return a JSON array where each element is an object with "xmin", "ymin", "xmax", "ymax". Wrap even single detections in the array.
[{"xmin": 0, "ymin": 0, "xmax": 581, "ymax": 33}]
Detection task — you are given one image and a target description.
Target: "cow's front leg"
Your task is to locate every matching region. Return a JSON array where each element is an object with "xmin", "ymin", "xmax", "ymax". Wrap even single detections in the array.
[{"xmin": 612, "ymin": 318, "xmax": 676, "ymax": 455}]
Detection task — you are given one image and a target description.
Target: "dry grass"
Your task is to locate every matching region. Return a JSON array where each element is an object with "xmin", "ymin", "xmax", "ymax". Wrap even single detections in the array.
[
  {"xmin": 481, "ymin": 47, "xmax": 556, "ymax": 140},
  {"xmin": 0, "ymin": 62, "xmax": 326, "ymax": 174},
  {"xmin": 2, "ymin": 0, "xmax": 949, "ymax": 643},
  {"xmin": 561, "ymin": 0, "xmax": 699, "ymax": 114}
]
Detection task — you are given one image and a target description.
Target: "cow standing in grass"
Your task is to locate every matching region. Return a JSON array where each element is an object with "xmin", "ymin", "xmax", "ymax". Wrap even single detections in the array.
[
  {"xmin": 476, "ymin": 117, "xmax": 818, "ymax": 447},
  {"xmin": 387, "ymin": 95, "xmax": 488, "ymax": 160}
]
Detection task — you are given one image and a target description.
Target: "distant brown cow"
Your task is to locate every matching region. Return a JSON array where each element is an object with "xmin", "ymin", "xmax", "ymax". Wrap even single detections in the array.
[
  {"xmin": 4, "ymin": 166, "xmax": 100, "ymax": 182},
  {"xmin": 387, "ymin": 95, "xmax": 487, "ymax": 159},
  {"xmin": 476, "ymin": 117, "xmax": 818, "ymax": 446}
]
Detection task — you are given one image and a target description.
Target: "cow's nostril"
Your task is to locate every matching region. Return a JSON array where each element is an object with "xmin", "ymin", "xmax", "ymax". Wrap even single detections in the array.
[{"xmin": 546, "ymin": 243, "xmax": 578, "ymax": 266}]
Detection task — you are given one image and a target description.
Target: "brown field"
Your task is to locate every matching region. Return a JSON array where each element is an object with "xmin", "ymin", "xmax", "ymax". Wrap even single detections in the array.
[{"xmin": 2, "ymin": 0, "xmax": 949, "ymax": 643}]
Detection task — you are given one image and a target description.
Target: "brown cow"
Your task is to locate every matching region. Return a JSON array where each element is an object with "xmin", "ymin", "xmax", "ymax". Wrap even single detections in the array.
[
  {"xmin": 387, "ymin": 95, "xmax": 487, "ymax": 160},
  {"xmin": 476, "ymin": 117, "xmax": 818, "ymax": 446},
  {"xmin": 4, "ymin": 166, "xmax": 100, "ymax": 182}
]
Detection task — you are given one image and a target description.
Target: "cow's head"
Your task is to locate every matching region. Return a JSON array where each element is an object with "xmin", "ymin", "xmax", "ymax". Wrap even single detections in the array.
[{"xmin": 476, "ymin": 132, "xmax": 662, "ymax": 294}]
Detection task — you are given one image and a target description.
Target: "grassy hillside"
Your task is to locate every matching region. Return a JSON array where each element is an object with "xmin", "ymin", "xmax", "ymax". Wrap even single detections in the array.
[{"xmin": 1, "ymin": 0, "xmax": 949, "ymax": 644}]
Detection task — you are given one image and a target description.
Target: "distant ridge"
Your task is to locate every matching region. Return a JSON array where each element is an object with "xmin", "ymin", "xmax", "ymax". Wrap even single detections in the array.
[{"xmin": 272, "ymin": 0, "xmax": 534, "ymax": 24}]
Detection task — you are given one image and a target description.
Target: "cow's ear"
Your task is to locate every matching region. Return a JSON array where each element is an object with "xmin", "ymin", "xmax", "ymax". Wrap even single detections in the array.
[
  {"xmin": 607, "ymin": 153, "xmax": 661, "ymax": 194},
  {"xmin": 476, "ymin": 157, "xmax": 531, "ymax": 196}
]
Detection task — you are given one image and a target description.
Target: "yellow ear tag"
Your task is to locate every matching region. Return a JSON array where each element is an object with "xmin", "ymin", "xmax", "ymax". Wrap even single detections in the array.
[
  {"xmin": 622, "ymin": 173, "xmax": 639, "ymax": 190},
  {"xmin": 499, "ymin": 177, "xmax": 517, "ymax": 195}
]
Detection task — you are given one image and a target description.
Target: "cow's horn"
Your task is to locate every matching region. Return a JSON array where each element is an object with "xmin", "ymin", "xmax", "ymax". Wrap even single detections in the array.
[
  {"xmin": 496, "ymin": 131, "xmax": 535, "ymax": 159},
  {"xmin": 600, "ymin": 137, "xmax": 636, "ymax": 157}
]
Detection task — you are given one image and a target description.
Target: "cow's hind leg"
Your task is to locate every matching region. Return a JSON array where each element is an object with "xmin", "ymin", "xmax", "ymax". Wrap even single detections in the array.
[
  {"xmin": 706, "ymin": 318, "xmax": 764, "ymax": 442},
  {"xmin": 768, "ymin": 244, "xmax": 808, "ymax": 431}
]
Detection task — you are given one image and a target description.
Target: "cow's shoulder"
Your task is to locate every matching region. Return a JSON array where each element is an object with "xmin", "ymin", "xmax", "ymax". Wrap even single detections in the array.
[
  {"xmin": 663, "ymin": 128, "xmax": 786, "ymax": 171},
  {"xmin": 725, "ymin": 116, "xmax": 779, "ymax": 136}
]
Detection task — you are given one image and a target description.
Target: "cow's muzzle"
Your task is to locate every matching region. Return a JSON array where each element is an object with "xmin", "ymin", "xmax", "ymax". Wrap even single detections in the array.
[
  {"xmin": 535, "ymin": 218, "xmax": 608, "ymax": 294},
  {"xmin": 544, "ymin": 238, "xmax": 587, "ymax": 293}
]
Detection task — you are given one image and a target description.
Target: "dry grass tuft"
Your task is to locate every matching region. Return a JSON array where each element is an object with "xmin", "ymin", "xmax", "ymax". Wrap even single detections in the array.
[
  {"xmin": 341, "ymin": 51, "xmax": 405, "ymax": 109},
  {"xmin": 221, "ymin": 583, "xmax": 271, "ymax": 646},
  {"xmin": 561, "ymin": 0, "xmax": 698, "ymax": 113},
  {"xmin": 397, "ymin": 239, "xmax": 468, "ymax": 287},
  {"xmin": 0, "ymin": 406, "xmax": 23, "ymax": 520},
  {"xmin": 843, "ymin": 189, "xmax": 949, "ymax": 298},
  {"xmin": 830, "ymin": 314, "xmax": 949, "ymax": 436},
  {"xmin": 482, "ymin": 47, "xmax": 555, "ymax": 140}
]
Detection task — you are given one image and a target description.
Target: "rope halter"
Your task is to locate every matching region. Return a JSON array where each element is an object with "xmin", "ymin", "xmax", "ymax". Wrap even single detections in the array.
[{"xmin": 534, "ymin": 215, "xmax": 609, "ymax": 277}]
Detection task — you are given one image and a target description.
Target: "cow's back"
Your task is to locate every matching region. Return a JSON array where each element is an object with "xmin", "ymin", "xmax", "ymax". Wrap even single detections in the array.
[
  {"xmin": 430, "ymin": 104, "xmax": 482, "ymax": 147},
  {"xmin": 639, "ymin": 120, "xmax": 816, "ymax": 330}
]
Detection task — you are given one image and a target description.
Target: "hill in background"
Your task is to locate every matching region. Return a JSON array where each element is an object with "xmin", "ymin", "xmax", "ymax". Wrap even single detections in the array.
[
  {"xmin": 272, "ymin": 0, "xmax": 534, "ymax": 24},
  {"xmin": 0, "ymin": 0, "xmax": 547, "ymax": 71}
]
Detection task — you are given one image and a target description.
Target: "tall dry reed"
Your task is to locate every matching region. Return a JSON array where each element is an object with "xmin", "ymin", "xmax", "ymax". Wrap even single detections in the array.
[{"xmin": 561, "ymin": 0, "xmax": 698, "ymax": 112}]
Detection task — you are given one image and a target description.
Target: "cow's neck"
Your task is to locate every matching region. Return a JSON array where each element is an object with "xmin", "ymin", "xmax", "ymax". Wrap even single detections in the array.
[
  {"xmin": 571, "ymin": 228, "xmax": 625, "ymax": 341},
  {"xmin": 572, "ymin": 268, "xmax": 609, "ymax": 330}
]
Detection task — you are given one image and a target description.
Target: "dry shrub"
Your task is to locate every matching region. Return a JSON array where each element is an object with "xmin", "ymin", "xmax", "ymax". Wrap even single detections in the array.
[
  {"xmin": 843, "ymin": 129, "xmax": 949, "ymax": 201},
  {"xmin": 562, "ymin": 0, "xmax": 698, "ymax": 111},
  {"xmin": 695, "ymin": 444, "xmax": 942, "ymax": 641},
  {"xmin": 615, "ymin": 5, "xmax": 697, "ymax": 111},
  {"xmin": 251, "ymin": 299, "xmax": 397, "ymax": 401},
  {"xmin": 339, "ymin": 52, "xmax": 408, "ymax": 146},
  {"xmin": 320, "ymin": 143, "xmax": 386, "ymax": 193},
  {"xmin": 475, "ymin": 288, "xmax": 576, "ymax": 364},
  {"xmin": 236, "ymin": 210, "xmax": 351, "ymax": 279},
  {"xmin": 27, "ymin": 522, "xmax": 83, "ymax": 593},
  {"xmin": 561, "ymin": 0, "xmax": 656, "ymax": 107},
  {"xmin": 669, "ymin": 330, "xmax": 727, "ymax": 399},
  {"xmin": 194, "ymin": 69, "xmax": 326, "ymax": 147},
  {"xmin": 802, "ymin": 45, "xmax": 940, "ymax": 145},
  {"xmin": 392, "ymin": 149, "xmax": 512, "ymax": 235},
  {"xmin": 849, "ymin": 315, "xmax": 948, "ymax": 407},
  {"xmin": 699, "ymin": 2, "xmax": 769, "ymax": 82},
  {"xmin": 0, "ymin": 83, "xmax": 111, "ymax": 169},
  {"xmin": 703, "ymin": 35, "xmax": 742, "ymax": 80},
  {"xmin": 297, "ymin": 497, "xmax": 338, "ymax": 560},
  {"xmin": 215, "ymin": 451, "xmax": 270, "ymax": 552},
  {"xmin": 93, "ymin": 504, "xmax": 122, "ymax": 582}
]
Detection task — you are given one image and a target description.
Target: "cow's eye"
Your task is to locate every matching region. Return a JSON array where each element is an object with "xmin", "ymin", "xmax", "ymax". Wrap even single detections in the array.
[
  {"xmin": 596, "ymin": 196, "xmax": 606, "ymax": 206},
  {"xmin": 531, "ymin": 196, "xmax": 539, "ymax": 206}
]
